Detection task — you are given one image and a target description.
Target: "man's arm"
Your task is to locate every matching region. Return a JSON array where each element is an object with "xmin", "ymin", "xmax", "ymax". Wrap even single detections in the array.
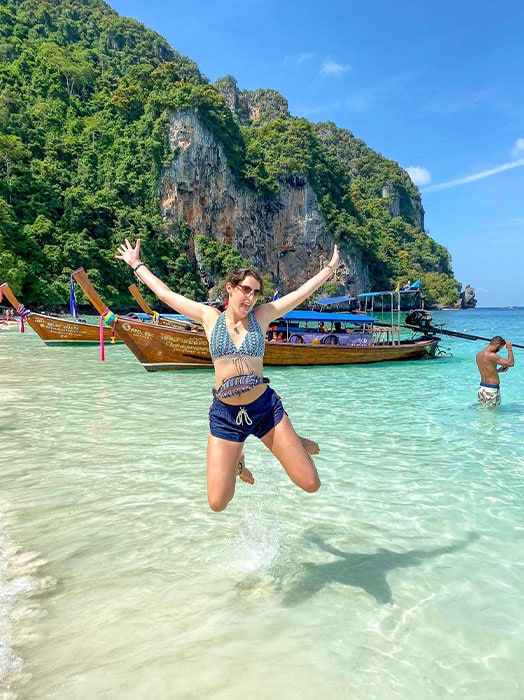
[{"xmin": 496, "ymin": 341, "xmax": 514, "ymax": 370}]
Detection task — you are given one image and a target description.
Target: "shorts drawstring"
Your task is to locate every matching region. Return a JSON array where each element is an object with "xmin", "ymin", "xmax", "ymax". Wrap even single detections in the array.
[{"xmin": 235, "ymin": 407, "xmax": 253, "ymax": 426}]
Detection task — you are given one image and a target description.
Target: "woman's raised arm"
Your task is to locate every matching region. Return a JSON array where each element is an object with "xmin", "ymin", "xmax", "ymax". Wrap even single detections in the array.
[
  {"xmin": 255, "ymin": 245, "xmax": 340, "ymax": 328},
  {"xmin": 116, "ymin": 239, "xmax": 214, "ymax": 325}
]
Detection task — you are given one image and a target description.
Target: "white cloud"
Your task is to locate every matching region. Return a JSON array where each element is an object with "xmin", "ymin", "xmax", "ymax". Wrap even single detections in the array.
[
  {"xmin": 297, "ymin": 52, "xmax": 314, "ymax": 64},
  {"xmin": 510, "ymin": 138, "xmax": 524, "ymax": 158},
  {"xmin": 282, "ymin": 52, "xmax": 314, "ymax": 68},
  {"xmin": 320, "ymin": 60, "xmax": 350, "ymax": 77},
  {"xmin": 424, "ymin": 158, "xmax": 524, "ymax": 192},
  {"xmin": 406, "ymin": 166, "xmax": 431, "ymax": 186}
]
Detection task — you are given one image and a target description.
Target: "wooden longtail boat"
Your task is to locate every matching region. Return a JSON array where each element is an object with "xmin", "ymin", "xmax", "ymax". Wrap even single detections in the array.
[
  {"xmin": 0, "ymin": 282, "xmax": 121, "ymax": 346},
  {"xmin": 72, "ymin": 268, "xmax": 441, "ymax": 371}
]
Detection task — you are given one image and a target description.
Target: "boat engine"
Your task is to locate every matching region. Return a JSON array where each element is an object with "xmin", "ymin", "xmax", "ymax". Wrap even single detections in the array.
[{"xmin": 405, "ymin": 309, "xmax": 433, "ymax": 328}]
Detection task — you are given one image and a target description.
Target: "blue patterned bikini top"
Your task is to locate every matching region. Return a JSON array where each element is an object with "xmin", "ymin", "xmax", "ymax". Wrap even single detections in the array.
[{"xmin": 209, "ymin": 311, "xmax": 265, "ymax": 362}]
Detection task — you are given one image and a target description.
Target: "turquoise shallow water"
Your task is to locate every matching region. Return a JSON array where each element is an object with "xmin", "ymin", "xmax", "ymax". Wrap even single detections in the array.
[{"xmin": 1, "ymin": 308, "xmax": 524, "ymax": 699}]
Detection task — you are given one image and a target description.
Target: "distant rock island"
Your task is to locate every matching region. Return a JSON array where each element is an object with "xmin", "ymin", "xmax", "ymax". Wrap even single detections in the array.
[
  {"xmin": 431, "ymin": 284, "xmax": 477, "ymax": 310},
  {"xmin": 461, "ymin": 284, "xmax": 477, "ymax": 308}
]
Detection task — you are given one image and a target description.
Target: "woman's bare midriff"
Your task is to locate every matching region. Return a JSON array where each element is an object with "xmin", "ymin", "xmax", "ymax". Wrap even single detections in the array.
[{"xmin": 212, "ymin": 355, "xmax": 267, "ymax": 406}]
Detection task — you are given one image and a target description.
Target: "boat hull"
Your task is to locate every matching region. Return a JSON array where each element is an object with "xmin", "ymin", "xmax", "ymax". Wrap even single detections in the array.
[
  {"xmin": 111, "ymin": 317, "xmax": 439, "ymax": 370},
  {"xmin": 116, "ymin": 318, "xmax": 212, "ymax": 369},
  {"xmin": 0, "ymin": 281, "xmax": 120, "ymax": 345},
  {"xmin": 264, "ymin": 337, "xmax": 439, "ymax": 365},
  {"xmin": 27, "ymin": 313, "xmax": 121, "ymax": 345}
]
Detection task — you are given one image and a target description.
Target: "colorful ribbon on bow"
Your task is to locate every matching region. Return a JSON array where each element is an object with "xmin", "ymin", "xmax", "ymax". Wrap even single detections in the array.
[
  {"xmin": 99, "ymin": 308, "xmax": 119, "ymax": 361},
  {"xmin": 16, "ymin": 304, "xmax": 30, "ymax": 333}
]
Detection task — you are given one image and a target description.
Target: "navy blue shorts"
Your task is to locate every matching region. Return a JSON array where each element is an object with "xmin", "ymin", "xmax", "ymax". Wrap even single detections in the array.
[{"xmin": 209, "ymin": 386, "xmax": 286, "ymax": 443}]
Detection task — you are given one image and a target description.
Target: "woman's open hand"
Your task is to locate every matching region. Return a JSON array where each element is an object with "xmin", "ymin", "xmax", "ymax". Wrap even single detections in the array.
[
  {"xmin": 328, "ymin": 244, "xmax": 340, "ymax": 270},
  {"xmin": 116, "ymin": 238, "xmax": 141, "ymax": 268}
]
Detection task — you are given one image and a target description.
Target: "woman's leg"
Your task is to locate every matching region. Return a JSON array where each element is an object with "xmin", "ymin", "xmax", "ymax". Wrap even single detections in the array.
[
  {"xmin": 261, "ymin": 415, "xmax": 321, "ymax": 493},
  {"xmin": 206, "ymin": 435, "xmax": 253, "ymax": 512}
]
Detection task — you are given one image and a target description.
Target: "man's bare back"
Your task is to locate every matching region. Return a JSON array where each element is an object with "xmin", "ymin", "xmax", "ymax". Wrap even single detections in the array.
[
  {"xmin": 476, "ymin": 336, "xmax": 514, "ymax": 406},
  {"xmin": 476, "ymin": 337, "xmax": 514, "ymax": 384}
]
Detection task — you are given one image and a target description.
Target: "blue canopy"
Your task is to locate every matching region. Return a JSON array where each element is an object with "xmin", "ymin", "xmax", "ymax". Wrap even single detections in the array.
[
  {"xmin": 135, "ymin": 309, "xmax": 376, "ymax": 324},
  {"xmin": 359, "ymin": 283, "xmax": 421, "ymax": 298},
  {"xmin": 279, "ymin": 310, "xmax": 375, "ymax": 323},
  {"xmin": 134, "ymin": 312, "xmax": 192, "ymax": 321},
  {"xmin": 315, "ymin": 295, "xmax": 354, "ymax": 306},
  {"xmin": 359, "ymin": 291, "xmax": 397, "ymax": 298}
]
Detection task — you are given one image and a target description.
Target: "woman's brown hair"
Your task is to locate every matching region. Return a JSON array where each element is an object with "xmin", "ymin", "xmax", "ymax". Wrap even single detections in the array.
[{"xmin": 224, "ymin": 267, "xmax": 264, "ymax": 292}]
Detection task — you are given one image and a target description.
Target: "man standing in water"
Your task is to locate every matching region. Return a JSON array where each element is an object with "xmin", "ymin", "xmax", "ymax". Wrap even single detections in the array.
[{"xmin": 476, "ymin": 336, "xmax": 514, "ymax": 407}]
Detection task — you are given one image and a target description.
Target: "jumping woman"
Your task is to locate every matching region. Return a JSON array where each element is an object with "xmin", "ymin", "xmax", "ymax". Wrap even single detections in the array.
[{"xmin": 116, "ymin": 239, "xmax": 340, "ymax": 511}]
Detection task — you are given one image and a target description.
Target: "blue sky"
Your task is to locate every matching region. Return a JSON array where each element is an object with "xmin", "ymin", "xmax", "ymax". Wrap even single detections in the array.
[{"xmin": 109, "ymin": 0, "xmax": 524, "ymax": 307}]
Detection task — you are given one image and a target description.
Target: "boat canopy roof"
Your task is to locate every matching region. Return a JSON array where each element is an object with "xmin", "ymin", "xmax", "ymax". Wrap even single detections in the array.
[
  {"xmin": 134, "ymin": 312, "xmax": 191, "ymax": 321},
  {"xmin": 279, "ymin": 310, "xmax": 375, "ymax": 323},
  {"xmin": 359, "ymin": 290, "xmax": 420, "ymax": 298},
  {"xmin": 134, "ymin": 309, "xmax": 376, "ymax": 324},
  {"xmin": 315, "ymin": 295, "xmax": 354, "ymax": 306},
  {"xmin": 359, "ymin": 280, "xmax": 421, "ymax": 298}
]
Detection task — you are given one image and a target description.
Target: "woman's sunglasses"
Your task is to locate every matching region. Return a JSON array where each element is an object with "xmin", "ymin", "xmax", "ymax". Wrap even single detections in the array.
[{"xmin": 236, "ymin": 284, "xmax": 261, "ymax": 298}]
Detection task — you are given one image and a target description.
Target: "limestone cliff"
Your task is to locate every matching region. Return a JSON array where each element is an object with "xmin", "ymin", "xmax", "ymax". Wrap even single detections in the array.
[
  {"xmin": 215, "ymin": 79, "xmax": 424, "ymax": 230},
  {"xmin": 158, "ymin": 110, "xmax": 371, "ymax": 294},
  {"xmin": 214, "ymin": 76, "xmax": 290, "ymax": 126}
]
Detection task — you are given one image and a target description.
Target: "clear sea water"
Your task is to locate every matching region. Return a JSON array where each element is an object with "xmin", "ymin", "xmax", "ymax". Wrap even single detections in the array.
[{"xmin": 1, "ymin": 308, "xmax": 523, "ymax": 700}]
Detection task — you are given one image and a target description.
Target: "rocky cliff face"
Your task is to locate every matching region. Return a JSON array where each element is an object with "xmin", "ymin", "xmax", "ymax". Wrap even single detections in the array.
[
  {"xmin": 381, "ymin": 183, "xmax": 424, "ymax": 230},
  {"xmin": 215, "ymin": 76, "xmax": 290, "ymax": 126},
  {"xmin": 158, "ymin": 110, "xmax": 371, "ymax": 294}
]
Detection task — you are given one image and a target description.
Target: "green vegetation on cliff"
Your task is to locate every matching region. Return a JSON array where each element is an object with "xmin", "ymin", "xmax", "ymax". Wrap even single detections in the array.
[{"xmin": 0, "ymin": 0, "xmax": 460, "ymax": 309}]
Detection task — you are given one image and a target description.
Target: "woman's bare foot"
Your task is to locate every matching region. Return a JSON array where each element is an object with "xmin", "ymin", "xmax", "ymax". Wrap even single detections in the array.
[
  {"xmin": 237, "ymin": 454, "xmax": 254, "ymax": 484},
  {"xmin": 300, "ymin": 437, "xmax": 320, "ymax": 455}
]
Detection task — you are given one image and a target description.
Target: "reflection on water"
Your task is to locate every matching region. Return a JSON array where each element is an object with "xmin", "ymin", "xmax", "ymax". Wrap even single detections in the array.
[{"xmin": 1, "ymin": 309, "xmax": 524, "ymax": 699}]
